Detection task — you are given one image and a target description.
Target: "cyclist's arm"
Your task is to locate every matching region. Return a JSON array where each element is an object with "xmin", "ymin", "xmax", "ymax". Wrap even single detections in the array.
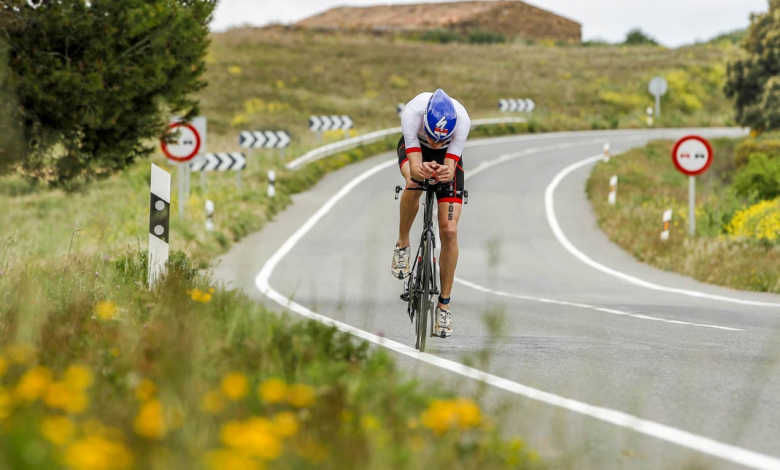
[{"xmin": 401, "ymin": 100, "xmax": 434, "ymax": 181}]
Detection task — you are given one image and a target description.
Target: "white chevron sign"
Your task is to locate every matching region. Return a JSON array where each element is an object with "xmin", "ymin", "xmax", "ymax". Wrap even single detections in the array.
[
  {"xmin": 498, "ymin": 98, "xmax": 536, "ymax": 113},
  {"xmin": 190, "ymin": 153, "xmax": 246, "ymax": 172},
  {"xmin": 309, "ymin": 115, "xmax": 354, "ymax": 131},
  {"xmin": 239, "ymin": 131, "xmax": 291, "ymax": 149}
]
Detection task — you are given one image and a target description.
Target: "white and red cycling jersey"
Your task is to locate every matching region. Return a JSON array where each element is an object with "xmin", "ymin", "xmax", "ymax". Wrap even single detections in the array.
[{"xmin": 401, "ymin": 92, "xmax": 471, "ymax": 163}]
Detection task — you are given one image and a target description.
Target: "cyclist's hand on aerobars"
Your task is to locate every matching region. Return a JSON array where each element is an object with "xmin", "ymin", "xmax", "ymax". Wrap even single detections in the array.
[
  {"xmin": 434, "ymin": 165, "xmax": 452, "ymax": 182},
  {"xmin": 417, "ymin": 162, "xmax": 437, "ymax": 180}
]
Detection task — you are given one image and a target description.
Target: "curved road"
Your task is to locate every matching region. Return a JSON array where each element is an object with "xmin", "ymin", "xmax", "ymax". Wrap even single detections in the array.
[{"xmin": 214, "ymin": 129, "xmax": 780, "ymax": 470}]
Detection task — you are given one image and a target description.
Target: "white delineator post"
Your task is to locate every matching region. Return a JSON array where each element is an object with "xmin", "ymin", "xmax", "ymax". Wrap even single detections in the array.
[
  {"xmin": 608, "ymin": 175, "xmax": 618, "ymax": 206},
  {"xmin": 647, "ymin": 107, "xmax": 654, "ymax": 127},
  {"xmin": 661, "ymin": 209, "xmax": 672, "ymax": 241},
  {"xmin": 205, "ymin": 200, "xmax": 215, "ymax": 232},
  {"xmin": 268, "ymin": 170, "xmax": 276, "ymax": 198},
  {"xmin": 603, "ymin": 143, "xmax": 611, "ymax": 162},
  {"xmin": 149, "ymin": 164, "xmax": 171, "ymax": 288}
]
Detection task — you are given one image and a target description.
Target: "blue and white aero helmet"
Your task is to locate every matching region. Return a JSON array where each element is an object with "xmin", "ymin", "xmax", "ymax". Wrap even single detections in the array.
[{"xmin": 424, "ymin": 89, "xmax": 458, "ymax": 143}]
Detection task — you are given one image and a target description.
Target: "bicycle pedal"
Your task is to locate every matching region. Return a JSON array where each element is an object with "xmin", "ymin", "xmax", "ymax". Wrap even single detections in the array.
[{"xmin": 400, "ymin": 292, "xmax": 410, "ymax": 302}]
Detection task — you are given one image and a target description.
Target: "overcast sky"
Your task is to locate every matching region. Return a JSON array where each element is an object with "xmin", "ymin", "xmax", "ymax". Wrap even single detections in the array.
[{"xmin": 211, "ymin": 0, "xmax": 769, "ymax": 47}]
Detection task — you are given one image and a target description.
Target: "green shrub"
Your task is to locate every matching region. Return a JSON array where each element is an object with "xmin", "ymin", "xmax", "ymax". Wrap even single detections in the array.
[
  {"xmin": 623, "ymin": 28, "xmax": 659, "ymax": 45},
  {"xmin": 733, "ymin": 153, "xmax": 780, "ymax": 200},
  {"xmin": 423, "ymin": 29, "xmax": 462, "ymax": 44},
  {"xmin": 468, "ymin": 30, "xmax": 506, "ymax": 45},
  {"xmin": 734, "ymin": 139, "xmax": 780, "ymax": 167}
]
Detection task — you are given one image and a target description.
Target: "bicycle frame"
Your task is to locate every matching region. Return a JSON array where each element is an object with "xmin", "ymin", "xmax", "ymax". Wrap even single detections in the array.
[{"xmin": 394, "ymin": 179, "xmax": 467, "ymax": 351}]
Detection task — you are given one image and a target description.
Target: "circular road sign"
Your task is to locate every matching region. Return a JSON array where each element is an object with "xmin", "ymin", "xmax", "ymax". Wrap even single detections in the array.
[
  {"xmin": 649, "ymin": 76, "xmax": 668, "ymax": 97},
  {"xmin": 672, "ymin": 135, "xmax": 713, "ymax": 177},
  {"xmin": 161, "ymin": 122, "xmax": 201, "ymax": 163}
]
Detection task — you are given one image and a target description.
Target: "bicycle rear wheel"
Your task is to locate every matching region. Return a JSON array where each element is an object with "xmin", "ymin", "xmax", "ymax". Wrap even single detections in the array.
[{"xmin": 416, "ymin": 232, "xmax": 432, "ymax": 352}]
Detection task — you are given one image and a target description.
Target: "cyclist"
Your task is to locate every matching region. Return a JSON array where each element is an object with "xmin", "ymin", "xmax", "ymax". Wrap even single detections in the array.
[{"xmin": 391, "ymin": 89, "xmax": 471, "ymax": 338}]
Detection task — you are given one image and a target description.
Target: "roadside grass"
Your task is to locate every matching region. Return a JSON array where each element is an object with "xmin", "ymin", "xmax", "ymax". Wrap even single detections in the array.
[
  {"xmin": 0, "ymin": 122, "xmax": 528, "ymax": 269},
  {"xmin": 587, "ymin": 138, "xmax": 780, "ymax": 293},
  {"xmin": 0, "ymin": 249, "xmax": 543, "ymax": 470}
]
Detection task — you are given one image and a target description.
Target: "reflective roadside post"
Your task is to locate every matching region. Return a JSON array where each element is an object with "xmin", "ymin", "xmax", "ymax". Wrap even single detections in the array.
[
  {"xmin": 608, "ymin": 175, "xmax": 618, "ymax": 206},
  {"xmin": 660, "ymin": 209, "xmax": 672, "ymax": 241}
]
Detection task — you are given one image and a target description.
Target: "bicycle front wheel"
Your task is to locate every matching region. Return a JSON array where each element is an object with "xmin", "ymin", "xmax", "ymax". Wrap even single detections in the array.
[{"xmin": 416, "ymin": 232, "xmax": 433, "ymax": 352}]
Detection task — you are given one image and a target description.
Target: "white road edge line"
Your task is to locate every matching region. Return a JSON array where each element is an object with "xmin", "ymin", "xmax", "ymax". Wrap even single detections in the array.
[
  {"xmin": 454, "ymin": 277, "xmax": 742, "ymax": 332},
  {"xmin": 254, "ymin": 153, "xmax": 780, "ymax": 470},
  {"xmin": 546, "ymin": 155, "xmax": 780, "ymax": 308}
]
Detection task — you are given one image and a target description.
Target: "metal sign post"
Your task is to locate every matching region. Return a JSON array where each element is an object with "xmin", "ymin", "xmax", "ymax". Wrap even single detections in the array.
[
  {"xmin": 649, "ymin": 76, "xmax": 668, "ymax": 118},
  {"xmin": 160, "ymin": 117, "xmax": 207, "ymax": 218},
  {"xmin": 671, "ymin": 136, "xmax": 714, "ymax": 237}
]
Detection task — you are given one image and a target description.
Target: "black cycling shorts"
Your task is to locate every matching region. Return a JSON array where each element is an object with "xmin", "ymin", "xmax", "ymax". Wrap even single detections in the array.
[{"xmin": 396, "ymin": 137, "xmax": 465, "ymax": 204}]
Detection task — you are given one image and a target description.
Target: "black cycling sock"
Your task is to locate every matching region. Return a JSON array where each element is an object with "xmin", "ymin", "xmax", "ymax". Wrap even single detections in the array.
[{"xmin": 438, "ymin": 296, "xmax": 450, "ymax": 305}]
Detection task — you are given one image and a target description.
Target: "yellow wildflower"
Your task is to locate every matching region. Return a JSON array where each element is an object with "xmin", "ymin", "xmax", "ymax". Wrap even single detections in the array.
[
  {"xmin": 6, "ymin": 344, "xmax": 35, "ymax": 364},
  {"xmin": 15, "ymin": 366, "xmax": 52, "ymax": 402},
  {"xmin": 286, "ymin": 384, "xmax": 315, "ymax": 408},
  {"xmin": 407, "ymin": 417, "xmax": 418, "ymax": 429},
  {"xmin": 109, "ymin": 348, "xmax": 120, "ymax": 357},
  {"xmin": 0, "ymin": 356, "xmax": 7, "ymax": 377},
  {"xmin": 188, "ymin": 289, "xmax": 212, "ymax": 303},
  {"xmin": 221, "ymin": 372, "xmax": 249, "ymax": 401},
  {"xmin": 133, "ymin": 399, "xmax": 167, "ymax": 440},
  {"xmin": 44, "ymin": 382, "xmax": 89, "ymax": 414},
  {"xmin": 206, "ymin": 449, "xmax": 260, "ymax": 470},
  {"xmin": 273, "ymin": 412, "xmax": 299, "ymax": 437},
  {"xmin": 0, "ymin": 387, "xmax": 12, "ymax": 420},
  {"xmin": 420, "ymin": 398, "xmax": 482, "ymax": 434},
  {"xmin": 64, "ymin": 435, "xmax": 133, "ymax": 470},
  {"xmin": 64, "ymin": 365, "xmax": 93, "ymax": 390},
  {"xmin": 135, "ymin": 379, "xmax": 156, "ymax": 402},
  {"xmin": 453, "ymin": 398, "xmax": 482, "ymax": 428},
  {"xmin": 200, "ymin": 390, "xmax": 226, "ymax": 415},
  {"xmin": 221, "ymin": 418, "xmax": 282, "ymax": 460},
  {"xmin": 728, "ymin": 198, "xmax": 780, "ymax": 241},
  {"xmin": 258, "ymin": 378, "xmax": 287, "ymax": 404},
  {"xmin": 95, "ymin": 301, "xmax": 118, "ymax": 321},
  {"xmin": 41, "ymin": 415, "xmax": 75, "ymax": 445},
  {"xmin": 360, "ymin": 415, "xmax": 379, "ymax": 431},
  {"xmin": 228, "ymin": 66, "xmax": 242, "ymax": 76}
]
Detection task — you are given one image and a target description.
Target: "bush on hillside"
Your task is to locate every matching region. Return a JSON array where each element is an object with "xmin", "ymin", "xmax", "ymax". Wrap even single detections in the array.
[
  {"xmin": 727, "ymin": 198, "xmax": 780, "ymax": 242},
  {"xmin": 725, "ymin": 0, "xmax": 780, "ymax": 132},
  {"xmin": 423, "ymin": 29, "xmax": 461, "ymax": 44},
  {"xmin": 468, "ymin": 30, "xmax": 506, "ymax": 45},
  {"xmin": 623, "ymin": 28, "xmax": 659, "ymax": 46},
  {"xmin": 0, "ymin": 0, "xmax": 216, "ymax": 191},
  {"xmin": 733, "ymin": 153, "xmax": 780, "ymax": 201},
  {"xmin": 734, "ymin": 138, "xmax": 780, "ymax": 167}
]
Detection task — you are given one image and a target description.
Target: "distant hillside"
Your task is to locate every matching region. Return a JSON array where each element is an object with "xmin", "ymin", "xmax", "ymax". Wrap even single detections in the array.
[
  {"xmin": 295, "ymin": 0, "xmax": 581, "ymax": 43},
  {"xmin": 200, "ymin": 28, "xmax": 738, "ymax": 149}
]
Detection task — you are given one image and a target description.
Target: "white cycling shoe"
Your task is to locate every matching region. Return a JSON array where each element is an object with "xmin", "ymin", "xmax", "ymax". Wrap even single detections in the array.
[
  {"xmin": 391, "ymin": 246, "xmax": 411, "ymax": 279},
  {"xmin": 434, "ymin": 306, "xmax": 453, "ymax": 338}
]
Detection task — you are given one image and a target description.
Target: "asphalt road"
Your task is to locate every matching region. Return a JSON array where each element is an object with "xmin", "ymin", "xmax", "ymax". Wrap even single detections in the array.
[{"xmin": 214, "ymin": 129, "xmax": 780, "ymax": 470}]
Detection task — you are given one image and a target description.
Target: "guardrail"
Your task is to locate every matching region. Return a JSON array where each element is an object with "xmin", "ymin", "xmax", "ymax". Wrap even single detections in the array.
[{"xmin": 285, "ymin": 117, "xmax": 527, "ymax": 170}]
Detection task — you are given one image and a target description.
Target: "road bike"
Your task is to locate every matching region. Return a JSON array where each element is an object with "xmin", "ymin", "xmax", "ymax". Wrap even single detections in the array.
[{"xmin": 395, "ymin": 179, "xmax": 468, "ymax": 352}]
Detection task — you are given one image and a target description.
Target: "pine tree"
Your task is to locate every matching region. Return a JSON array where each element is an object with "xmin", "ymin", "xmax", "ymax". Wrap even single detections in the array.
[
  {"xmin": 725, "ymin": 0, "xmax": 780, "ymax": 132},
  {"xmin": 0, "ymin": 0, "xmax": 216, "ymax": 190}
]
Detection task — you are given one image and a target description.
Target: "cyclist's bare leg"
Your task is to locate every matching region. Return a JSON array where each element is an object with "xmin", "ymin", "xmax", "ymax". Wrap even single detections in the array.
[
  {"xmin": 397, "ymin": 163, "xmax": 422, "ymax": 248},
  {"xmin": 437, "ymin": 201, "xmax": 461, "ymax": 309}
]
